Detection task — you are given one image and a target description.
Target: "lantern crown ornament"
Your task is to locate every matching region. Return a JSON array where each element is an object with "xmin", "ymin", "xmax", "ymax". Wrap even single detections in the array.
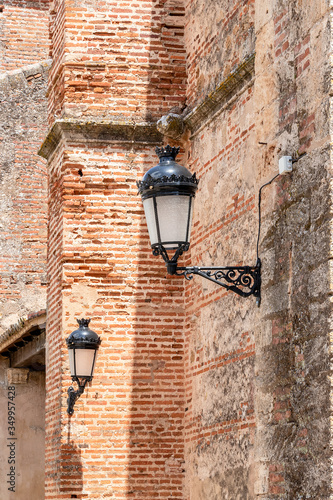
[
  {"xmin": 66, "ymin": 318, "xmax": 101, "ymax": 349},
  {"xmin": 66, "ymin": 319, "xmax": 101, "ymax": 415},
  {"xmin": 137, "ymin": 146, "xmax": 261, "ymax": 305},
  {"xmin": 137, "ymin": 146, "xmax": 198, "ymax": 198}
]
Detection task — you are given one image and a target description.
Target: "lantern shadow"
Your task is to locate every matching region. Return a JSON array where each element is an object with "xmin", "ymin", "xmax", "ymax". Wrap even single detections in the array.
[
  {"xmin": 59, "ymin": 419, "xmax": 84, "ymax": 499},
  {"xmin": 123, "ymin": 3, "xmax": 188, "ymax": 493},
  {"xmin": 126, "ymin": 146, "xmax": 188, "ymax": 498}
]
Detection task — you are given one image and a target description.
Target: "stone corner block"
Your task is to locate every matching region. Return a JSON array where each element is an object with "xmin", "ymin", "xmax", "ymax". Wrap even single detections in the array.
[{"xmin": 7, "ymin": 368, "xmax": 29, "ymax": 385}]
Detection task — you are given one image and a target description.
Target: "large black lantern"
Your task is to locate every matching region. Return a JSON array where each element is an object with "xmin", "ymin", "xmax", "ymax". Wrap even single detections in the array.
[
  {"xmin": 137, "ymin": 145, "xmax": 199, "ymax": 274},
  {"xmin": 66, "ymin": 318, "xmax": 101, "ymax": 415},
  {"xmin": 138, "ymin": 145, "xmax": 261, "ymax": 305}
]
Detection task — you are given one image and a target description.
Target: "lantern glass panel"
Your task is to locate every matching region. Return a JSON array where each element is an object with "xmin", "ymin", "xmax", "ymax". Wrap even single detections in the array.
[
  {"xmin": 143, "ymin": 194, "xmax": 193, "ymax": 249},
  {"xmin": 68, "ymin": 348, "xmax": 75, "ymax": 376},
  {"xmin": 69, "ymin": 348, "xmax": 97, "ymax": 378},
  {"xmin": 143, "ymin": 197, "xmax": 158, "ymax": 246}
]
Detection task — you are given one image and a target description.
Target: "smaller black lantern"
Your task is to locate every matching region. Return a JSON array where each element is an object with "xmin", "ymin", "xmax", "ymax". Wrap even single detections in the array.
[{"xmin": 66, "ymin": 318, "xmax": 101, "ymax": 415}]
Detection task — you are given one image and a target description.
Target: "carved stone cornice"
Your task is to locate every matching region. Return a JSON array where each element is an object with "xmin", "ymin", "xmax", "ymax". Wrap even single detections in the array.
[
  {"xmin": 39, "ymin": 54, "xmax": 255, "ymax": 158},
  {"xmin": 157, "ymin": 53, "xmax": 256, "ymax": 140},
  {"xmin": 38, "ymin": 119, "xmax": 163, "ymax": 160},
  {"xmin": 184, "ymin": 53, "xmax": 255, "ymax": 132}
]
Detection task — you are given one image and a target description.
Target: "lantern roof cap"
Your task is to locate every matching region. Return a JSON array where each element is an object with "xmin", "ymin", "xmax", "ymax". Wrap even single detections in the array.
[
  {"xmin": 66, "ymin": 319, "xmax": 101, "ymax": 348},
  {"xmin": 137, "ymin": 145, "xmax": 199, "ymax": 196}
]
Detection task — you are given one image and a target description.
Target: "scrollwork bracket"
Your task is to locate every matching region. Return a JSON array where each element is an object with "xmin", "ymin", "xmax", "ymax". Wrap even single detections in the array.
[
  {"xmin": 176, "ymin": 259, "xmax": 261, "ymax": 306},
  {"xmin": 150, "ymin": 244, "xmax": 261, "ymax": 306}
]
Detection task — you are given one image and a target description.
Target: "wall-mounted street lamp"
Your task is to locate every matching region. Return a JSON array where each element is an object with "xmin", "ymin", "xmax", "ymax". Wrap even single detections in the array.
[
  {"xmin": 137, "ymin": 145, "xmax": 261, "ymax": 304},
  {"xmin": 66, "ymin": 319, "xmax": 101, "ymax": 415}
]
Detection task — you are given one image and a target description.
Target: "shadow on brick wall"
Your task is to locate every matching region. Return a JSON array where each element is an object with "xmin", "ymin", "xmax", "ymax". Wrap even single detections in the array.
[{"xmin": 60, "ymin": 420, "xmax": 84, "ymax": 499}]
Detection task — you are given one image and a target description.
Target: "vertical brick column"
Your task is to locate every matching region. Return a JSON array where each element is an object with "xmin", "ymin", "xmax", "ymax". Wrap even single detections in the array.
[
  {"xmin": 43, "ymin": 0, "xmax": 187, "ymax": 498},
  {"xmin": 48, "ymin": 0, "xmax": 187, "ymax": 124},
  {"xmin": 0, "ymin": 0, "xmax": 49, "ymax": 72},
  {"xmin": 182, "ymin": 0, "xmax": 332, "ymax": 498}
]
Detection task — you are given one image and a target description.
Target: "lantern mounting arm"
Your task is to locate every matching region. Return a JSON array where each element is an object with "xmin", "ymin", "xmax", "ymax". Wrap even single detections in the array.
[
  {"xmin": 67, "ymin": 377, "xmax": 90, "ymax": 416},
  {"xmin": 153, "ymin": 243, "xmax": 261, "ymax": 305},
  {"xmin": 174, "ymin": 259, "xmax": 261, "ymax": 301}
]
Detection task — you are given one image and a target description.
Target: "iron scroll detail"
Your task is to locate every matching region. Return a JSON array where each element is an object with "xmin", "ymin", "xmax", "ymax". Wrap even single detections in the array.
[
  {"xmin": 175, "ymin": 259, "xmax": 261, "ymax": 304},
  {"xmin": 150, "ymin": 243, "xmax": 261, "ymax": 305}
]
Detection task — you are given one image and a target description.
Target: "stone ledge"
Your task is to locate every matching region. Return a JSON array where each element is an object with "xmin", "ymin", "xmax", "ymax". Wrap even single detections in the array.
[
  {"xmin": 11, "ymin": 331, "xmax": 46, "ymax": 369},
  {"xmin": 184, "ymin": 53, "xmax": 255, "ymax": 133},
  {"xmin": 0, "ymin": 59, "xmax": 52, "ymax": 95},
  {"xmin": 39, "ymin": 119, "xmax": 163, "ymax": 160}
]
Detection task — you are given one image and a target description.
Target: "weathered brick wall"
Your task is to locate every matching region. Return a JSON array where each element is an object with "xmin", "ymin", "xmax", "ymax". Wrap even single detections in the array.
[
  {"xmin": 0, "ymin": 61, "xmax": 50, "ymax": 334},
  {"xmin": 0, "ymin": 0, "xmax": 49, "ymax": 73},
  {"xmin": 42, "ymin": 0, "xmax": 333, "ymax": 498},
  {"xmin": 183, "ymin": 0, "xmax": 331, "ymax": 498},
  {"xmin": 0, "ymin": 5, "xmax": 49, "ymax": 499},
  {"xmin": 183, "ymin": 86, "xmax": 258, "ymax": 499},
  {"xmin": 48, "ymin": 0, "xmax": 187, "ymax": 125},
  {"xmin": 185, "ymin": 0, "xmax": 255, "ymax": 108},
  {"xmin": 43, "ymin": 2, "xmax": 188, "ymax": 497},
  {"xmin": 42, "ymin": 134, "xmax": 186, "ymax": 499},
  {"xmin": 253, "ymin": 1, "xmax": 331, "ymax": 497}
]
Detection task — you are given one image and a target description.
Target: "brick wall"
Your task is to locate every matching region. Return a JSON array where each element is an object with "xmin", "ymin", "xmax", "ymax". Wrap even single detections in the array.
[
  {"xmin": 0, "ymin": 0, "xmax": 49, "ymax": 72},
  {"xmin": 48, "ymin": 0, "xmax": 187, "ymax": 125},
  {"xmin": 43, "ymin": 136, "xmax": 186, "ymax": 499},
  {"xmin": 0, "ymin": 61, "xmax": 50, "ymax": 335},
  {"xmin": 42, "ymin": 0, "xmax": 333, "ymax": 498},
  {"xmin": 184, "ymin": 0, "xmax": 255, "ymax": 108},
  {"xmin": 44, "ymin": 2, "xmax": 188, "ymax": 497},
  {"xmin": 182, "ymin": 0, "xmax": 331, "ymax": 498},
  {"xmin": 183, "ymin": 84, "xmax": 258, "ymax": 499}
]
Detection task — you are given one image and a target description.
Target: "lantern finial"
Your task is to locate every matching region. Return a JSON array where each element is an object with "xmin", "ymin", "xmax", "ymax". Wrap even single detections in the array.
[
  {"xmin": 155, "ymin": 145, "xmax": 180, "ymax": 160},
  {"xmin": 77, "ymin": 318, "xmax": 90, "ymax": 328}
]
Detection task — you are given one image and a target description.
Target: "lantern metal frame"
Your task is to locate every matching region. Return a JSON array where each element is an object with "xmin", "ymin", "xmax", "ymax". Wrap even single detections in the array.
[
  {"xmin": 137, "ymin": 145, "xmax": 261, "ymax": 305},
  {"xmin": 66, "ymin": 318, "xmax": 101, "ymax": 415},
  {"xmin": 153, "ymin": 242, "xmax": 261, "ymax": 302},
  {"xmin": 67, "ymin": 379, "xmax": 90, "ymax": 417}
]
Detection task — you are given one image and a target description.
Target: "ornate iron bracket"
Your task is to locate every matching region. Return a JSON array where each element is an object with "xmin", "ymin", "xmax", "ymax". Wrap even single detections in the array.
[
  {"xmin": 151, "ymin": 244, "xmax": 261, "ymax": 306},
  {"xmin": 176, "ymin": 259, "xmax": 261, "ymax": 305},
  {"xmin": 67, "ymin": 378, "xmax": 89, "ymax": 416}
]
